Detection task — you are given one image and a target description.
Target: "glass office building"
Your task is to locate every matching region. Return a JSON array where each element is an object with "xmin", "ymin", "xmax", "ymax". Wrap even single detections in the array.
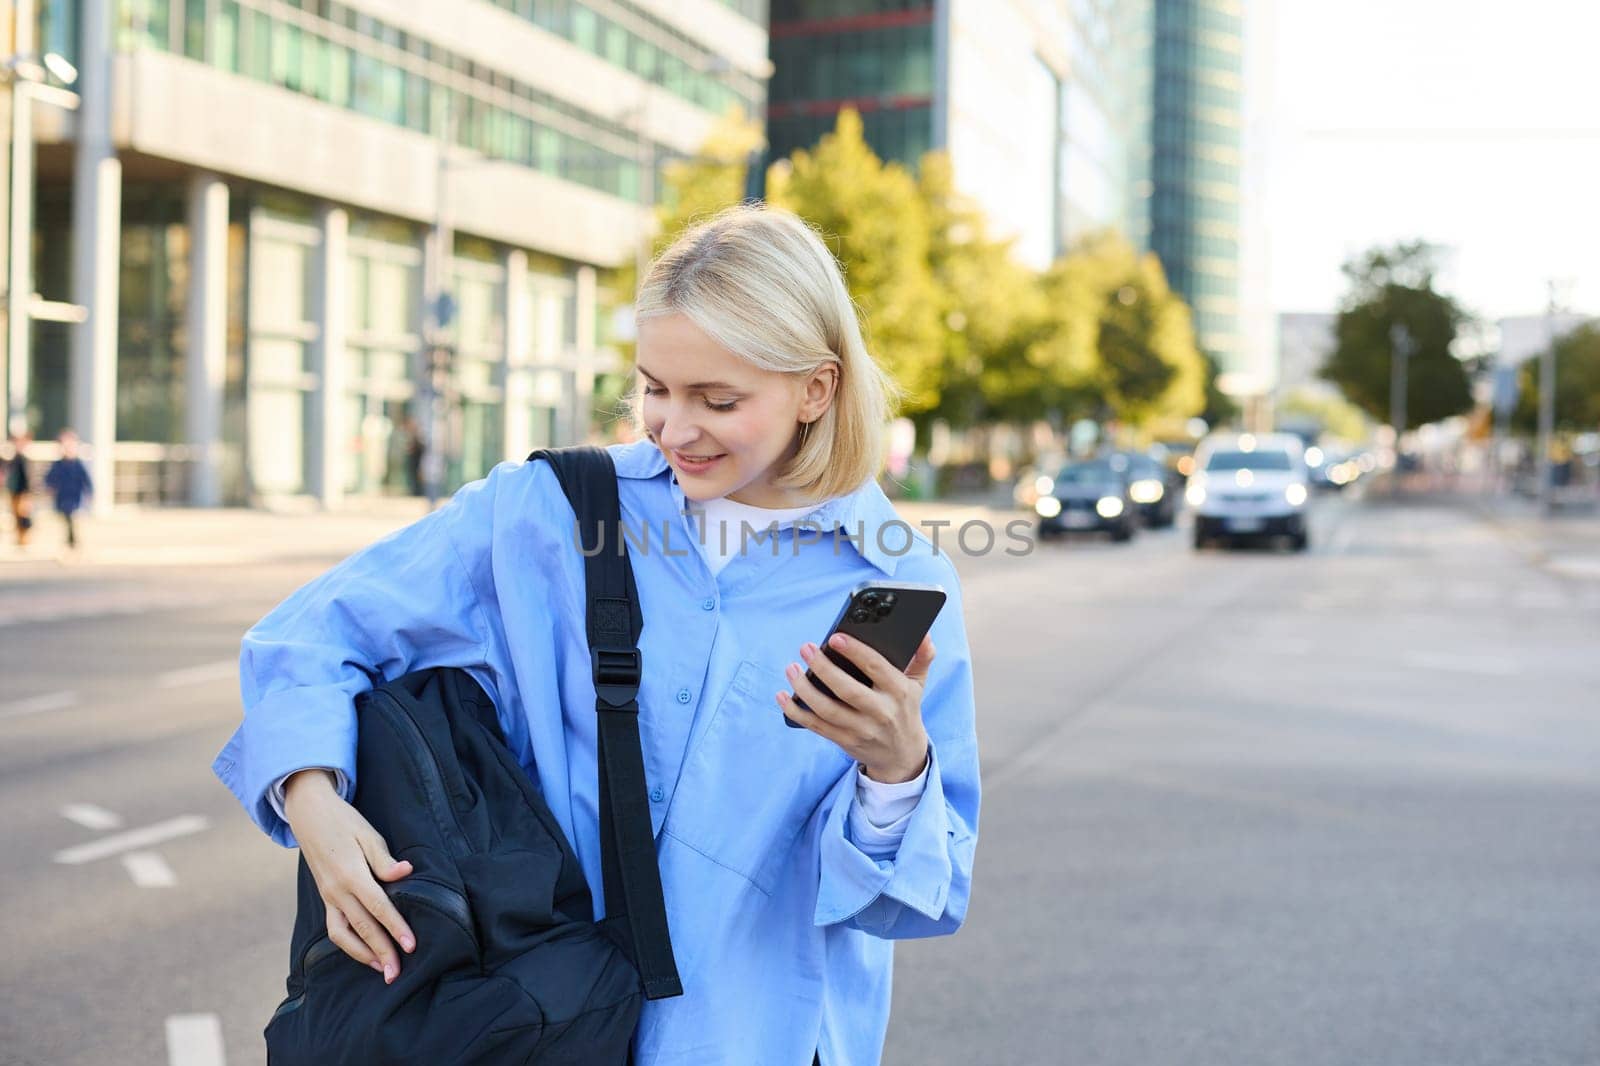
[
  {"xmin": 765, "ymin": 0, "xmax": 1146, "ymax": 270},
  {"xmin": 767, "ymin": 0, "xmax": 937, "ymax": 169},
  {"xmin": 1142, "ymin": 0, "xmax": 1243, "ymax": 368},
  {"xmin": 7, "ymin": 0, "xmax": 768, "ymax": 507}
]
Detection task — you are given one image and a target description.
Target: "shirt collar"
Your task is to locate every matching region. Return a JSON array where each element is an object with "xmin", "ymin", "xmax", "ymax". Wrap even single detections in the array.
[{"xmin": 604, "ymin": 440, "xmax": 906, "ymax": 576}]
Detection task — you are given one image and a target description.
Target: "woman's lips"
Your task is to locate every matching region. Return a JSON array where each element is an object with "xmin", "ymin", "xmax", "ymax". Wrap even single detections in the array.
[{"xmin": 673, "ymin": 451, "xmax": 725, "ymax": 474}]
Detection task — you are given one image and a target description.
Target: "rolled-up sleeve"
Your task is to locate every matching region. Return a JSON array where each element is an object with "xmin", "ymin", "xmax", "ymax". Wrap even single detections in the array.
[
  {"xmin": 812, "ymin": 569, "xmax": 980, "ymax": 939},
  {"xmin": 211, "ymin": 472, "xmax": 501, "ymax": 849}
]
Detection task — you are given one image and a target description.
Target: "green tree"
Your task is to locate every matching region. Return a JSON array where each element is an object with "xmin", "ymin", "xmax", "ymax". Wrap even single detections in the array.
[
  {"xmin": 915, "ymin": 151, "xmax": 1042, "ymax": 428},
  {"xmin": 1513, "ymin": 322, "xmax": 1600, "ymax": 432},
  {"xmin": 1199, "ymin": 352, "xmax": 1239, "ymax": 429},
  {"xmin": 1321, "ymin": 242, "xmax": 1473, "ymax": 428},
  {"xmin": 1016, "ymin": 232, "xmax": 1205, "ymax": 426},
  {"xmin": 767, "ymin": 110, "xmax": 943, "ymax": 413},
  {"xmin": 613, "ymin": 114, "xmax": 762, "ymax": 304},
  {"xmin": 1277, "ymin": 387, "xmax": 1370, "ymax": 443}
]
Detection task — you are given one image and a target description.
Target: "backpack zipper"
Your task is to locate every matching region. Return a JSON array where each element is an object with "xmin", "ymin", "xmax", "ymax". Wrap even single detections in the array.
[{"xmin": 369, "ymin": 688, "xmax": 472, "ymax": 860}]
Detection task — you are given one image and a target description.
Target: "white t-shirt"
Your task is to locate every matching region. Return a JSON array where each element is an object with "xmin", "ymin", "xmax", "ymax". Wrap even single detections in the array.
[{"xmin": 684, "ymin": 493, "xmax": 820, "ymax": 576}]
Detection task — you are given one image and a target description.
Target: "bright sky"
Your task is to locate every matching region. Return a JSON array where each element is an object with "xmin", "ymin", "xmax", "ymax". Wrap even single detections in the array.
[{"xmin": 1257, "ymin": 0, "xmax": 1600, "ymax": 320}]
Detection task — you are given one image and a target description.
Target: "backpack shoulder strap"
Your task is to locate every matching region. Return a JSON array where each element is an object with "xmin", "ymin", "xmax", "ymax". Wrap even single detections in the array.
[{"xmin": 527, "ymin": 446, "xmax": 682, "ymax": 1001}]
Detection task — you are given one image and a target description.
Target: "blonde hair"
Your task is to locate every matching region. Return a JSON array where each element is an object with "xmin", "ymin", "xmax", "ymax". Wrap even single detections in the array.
[{"xmin": 633, "ymin": 203, "xmax": 900, "ymax": 500}]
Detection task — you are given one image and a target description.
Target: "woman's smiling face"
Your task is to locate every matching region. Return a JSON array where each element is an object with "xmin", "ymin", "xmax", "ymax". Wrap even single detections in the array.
[{"xmin": 636, "ymin": 313, "xmax": 835, "ymax": 508}]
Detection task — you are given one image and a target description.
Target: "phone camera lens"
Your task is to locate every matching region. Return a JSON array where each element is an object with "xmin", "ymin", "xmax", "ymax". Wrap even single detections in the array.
[
  {"xmin": 861, "ymin": 592, "xmax": 881, "ymax": 609},
  {"xmin": 850, "ymin": 608, "xmax": 872, "ymax": 623},
  {"xmin": 874, "ymin": 604, "xmax": 892, "ymax": 618}
]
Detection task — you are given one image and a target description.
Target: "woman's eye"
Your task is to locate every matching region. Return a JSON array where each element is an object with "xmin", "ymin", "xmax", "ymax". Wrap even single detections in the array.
[
  {"xmin": 704, "ymin": 399, "xmax": 738, "ymax": 412},
  {"xmin": 642, "ymin": 386, "xmax": 665, "ymax": 397}
]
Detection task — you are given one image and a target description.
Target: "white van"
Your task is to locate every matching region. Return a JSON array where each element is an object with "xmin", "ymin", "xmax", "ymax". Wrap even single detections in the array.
[{"xmin": 1186, "ymin": 433, "xmax": 1310, "ymax": 551}]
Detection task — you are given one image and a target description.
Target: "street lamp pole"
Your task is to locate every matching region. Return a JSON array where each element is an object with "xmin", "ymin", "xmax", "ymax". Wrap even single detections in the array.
[
  {"xmin": 420, "ymin": 100, "xmax": 458, "ymax": 509},
  {"xmin": 1388, "ymin": 322, "xmax": 1411, "ymax": 492},
  {"xmin": 1536, "ymin": 280, "xmax": 1560, "ymax": 516}
]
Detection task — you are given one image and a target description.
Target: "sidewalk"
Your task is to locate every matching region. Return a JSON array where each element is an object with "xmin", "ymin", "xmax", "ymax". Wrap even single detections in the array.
[
  {"xmin": 2, "ymin": 492, "xmax": 1024, "ymax": 571},
  {"xmin": 1, "ymin": 497, "xmax": 431, "ymax": 570},
  {"xmin": 1462, "ymin": 489, "xmax": 1600, "ymax": 582}
]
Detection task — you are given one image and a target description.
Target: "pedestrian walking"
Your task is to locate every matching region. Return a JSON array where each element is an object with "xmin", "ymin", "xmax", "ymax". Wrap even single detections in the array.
[
  {"xmin": 6, "ymin": 428, "xmax": 34, "ymax": 546},
  {"xmin": 44, "ymin": 429, "xmax": 93, "ymax": 550},
  {"xmin": 213, "ymin": 205, "xmax": 980, "ymax": 1065},
  {"xmin": 399, "ymin": 416, "xmax": 424, "ymax": 497}
]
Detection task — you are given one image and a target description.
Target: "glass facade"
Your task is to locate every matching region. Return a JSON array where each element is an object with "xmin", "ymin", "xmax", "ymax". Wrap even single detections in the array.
[
  {"xmin": 767, "ymin": 3, "xmax": 935, "ymax": 167},
  {"xmin": 1146, "ymin": 0, "xmax": 1242, "ymax": 365},
  {"xmin": 485, "ymin": 0, "xmax": 763, "ymax": 115},
  {"xmin": 118, "ymin": 0, "xmax": 682, "ymax": 202},
  {"xmin": 448, "ymin": 246, "xmax": 506, "ymax": 487},
  {"xmin": 26, "ymin": 0, "xmax": 752, "ymax": 503},
  {"xmin": 345, "ymin": 220, "xmax": 422, "ymax": 496},
  {"xmin": 247, "ymin": 207, "xmax": 320, "ymax": 496}
]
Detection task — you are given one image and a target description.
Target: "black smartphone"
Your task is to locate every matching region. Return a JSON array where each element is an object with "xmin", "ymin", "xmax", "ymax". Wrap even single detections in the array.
[{"xmin": 786, "ymin": 581, "xmax": 947, "ymax": 727}]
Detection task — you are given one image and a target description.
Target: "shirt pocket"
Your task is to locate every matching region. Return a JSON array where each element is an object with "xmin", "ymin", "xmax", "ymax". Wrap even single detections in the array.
[{"xmin": 664, "ymin": 658, "xmax": 851, "ymax": 896}]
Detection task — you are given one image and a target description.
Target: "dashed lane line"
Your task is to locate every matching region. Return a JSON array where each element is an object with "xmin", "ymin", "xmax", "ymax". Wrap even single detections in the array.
[
  {"xmin": 156, "ymin": 659, "xmax": 238, "ymax": 689},
  {"xmin": 123, "ymin": 850, "xmax": 179, "ymax": 888},
  {"xmin": 166, "ymin": 1013, "xmax": 227, "ymax": 1066},
  {"xmin": 2, "ymin": 656, "xmax": 239, "ymax": 728},
  {"xmin": 52, "ymin": 815, "xmax": 210, "ymax": 866},
  {"xmin": 0, "ymin": 690, "xmax": 79, "ymax": 721},
  {"xmin": 61, "ymin": 804, "xmax": 124, "ymax": 831}
]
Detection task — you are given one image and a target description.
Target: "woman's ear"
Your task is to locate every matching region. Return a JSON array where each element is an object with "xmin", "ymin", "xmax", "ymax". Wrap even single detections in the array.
[{"xmin": 800, "ymin": 363, "xmax": 840, "ymax": 423}]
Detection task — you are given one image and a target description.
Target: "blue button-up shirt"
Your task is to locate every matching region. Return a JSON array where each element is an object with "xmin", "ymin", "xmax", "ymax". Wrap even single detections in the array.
[{"xmin": 212, "ymin": 440, "xmax": 980, "ymax": 1066}]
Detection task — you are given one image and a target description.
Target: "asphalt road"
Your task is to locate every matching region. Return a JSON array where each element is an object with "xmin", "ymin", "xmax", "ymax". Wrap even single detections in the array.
[{"xmin": 3, "ymin": 491, "xmax": 1598, "ymax": 1065}]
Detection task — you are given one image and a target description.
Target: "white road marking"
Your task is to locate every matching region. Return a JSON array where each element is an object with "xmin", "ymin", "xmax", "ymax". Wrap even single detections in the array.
[
  {"xmin": 0, "ymin": 690, "xmax": 78, "ymax": 721},
  {"xmin": 156, "ymin": 659, "xmax": 238, "ymax": 689},
  {"xmin": 1406, "ymin": 651, "xmax": 1521, "ymax": 677},
  {"xmin": 165, "ymin": 1013, "xmax": 227, "ymax": 1066},
  {"xmin": 124, "ymin": 850, "xmax": 178, "ymax": 887},
  {"xmin": 61, "ymin": 804, "xmax": 124, "ymax": 831},
  {"xmin": 52, "ymin": 815, "xmax": 209, "ymax": 866}
]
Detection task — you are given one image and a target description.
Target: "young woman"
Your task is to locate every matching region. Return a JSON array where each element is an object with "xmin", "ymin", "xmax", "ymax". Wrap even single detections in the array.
[{"xmin": 214, "ymin": 204, "xmax": 980, "ymax": 1065}]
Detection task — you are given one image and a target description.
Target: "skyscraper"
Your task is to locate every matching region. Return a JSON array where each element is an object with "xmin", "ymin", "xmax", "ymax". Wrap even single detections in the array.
[
  {"xmin": 766, "ymin": 0, "xmax": 1145, "ymax": 270},
  {"xmin": 1142, "ymin": 0, "xmax": 1244, "ymax": 371}
]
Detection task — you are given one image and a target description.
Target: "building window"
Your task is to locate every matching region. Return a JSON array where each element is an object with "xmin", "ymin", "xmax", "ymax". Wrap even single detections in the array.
[
  {"xmin": 247, "ymin": 210, "xmax": 320, "ymax": 496},
  {"xmin": 123, "ymin": 0, "xmax": 677, "ymax": 203},
  {"xmin": 345, "ymin": 224, "xmax": 423, "ymax": 496}
]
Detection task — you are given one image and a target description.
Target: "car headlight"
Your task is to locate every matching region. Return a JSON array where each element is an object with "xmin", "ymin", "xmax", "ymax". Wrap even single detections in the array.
[
  {"xmin": 1305, "ymin": 446, "xmax": 1324, "ymax": 469},
  {"xmin": 1186, "ymin": 482, "xmax": 1207, "ymax": 506},
  {"xmin": 1096, "ymin": 496, "xmax": 1125, "ymax": 519},
  {"xmin": 1130, "ymin": 478, "xmax": 1164, "ymax": 504},
  {"xmin": 1034, "ymin": 475, "xmax": 1055, "ymax": 497},
  {"xmin": 1285, "ymin": 483, "xmax": 1308, "ymax": 507},
  {"xmin": 1035, "ymin": 496, "xmax": 1062, "ymax": 518}
]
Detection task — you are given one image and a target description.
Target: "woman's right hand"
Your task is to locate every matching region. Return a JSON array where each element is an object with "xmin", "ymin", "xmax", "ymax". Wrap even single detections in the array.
[{"xmin": 282, "ymin": 769, "xmax": 417, "ymax": 984}]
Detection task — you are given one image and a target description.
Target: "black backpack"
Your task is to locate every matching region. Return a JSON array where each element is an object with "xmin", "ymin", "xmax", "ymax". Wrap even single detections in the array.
[{"xmin": 265, "ymin": 446, "xmax": 681, "ymax": 1065}]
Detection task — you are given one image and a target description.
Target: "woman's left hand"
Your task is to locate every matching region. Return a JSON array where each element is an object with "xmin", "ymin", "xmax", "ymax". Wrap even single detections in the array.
[{"xmin": 778, "ymin": 633, "xmax": 935, "ymax": 783}]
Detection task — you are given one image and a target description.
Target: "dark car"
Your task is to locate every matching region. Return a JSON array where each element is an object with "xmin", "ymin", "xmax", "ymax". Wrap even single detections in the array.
[
  {"xmin": 1117, "ymin": 451, "xmax": 1180, "ymax": 528},
  {"xmin": 1035, "ymin": 458, "xmax": 1137, "ymax": 542}
]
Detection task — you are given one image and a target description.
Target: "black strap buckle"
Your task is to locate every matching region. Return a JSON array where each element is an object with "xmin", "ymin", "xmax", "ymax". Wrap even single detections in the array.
[{"xmin": 592, "ymin": 647, "xmax": 642, "ymax": 711}]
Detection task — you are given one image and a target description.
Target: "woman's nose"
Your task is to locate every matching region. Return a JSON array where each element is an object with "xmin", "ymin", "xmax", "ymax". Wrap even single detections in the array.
[{"xmin": 655, "ymin": 411, "xmax": 703, "ymax": 451}]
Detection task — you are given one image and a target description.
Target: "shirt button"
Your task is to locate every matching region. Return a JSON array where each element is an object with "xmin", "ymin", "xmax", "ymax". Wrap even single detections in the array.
[
  {"xmin": 701, "ymin": 597, "xmax": 715, "ymax": 611},
  {"xmin": 676, "ymin": 688, "xmax": 691, "ymax": 704},
  {"xmin": 650, "ymin": 786, "xmax": 665, "ymax": 803}
]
